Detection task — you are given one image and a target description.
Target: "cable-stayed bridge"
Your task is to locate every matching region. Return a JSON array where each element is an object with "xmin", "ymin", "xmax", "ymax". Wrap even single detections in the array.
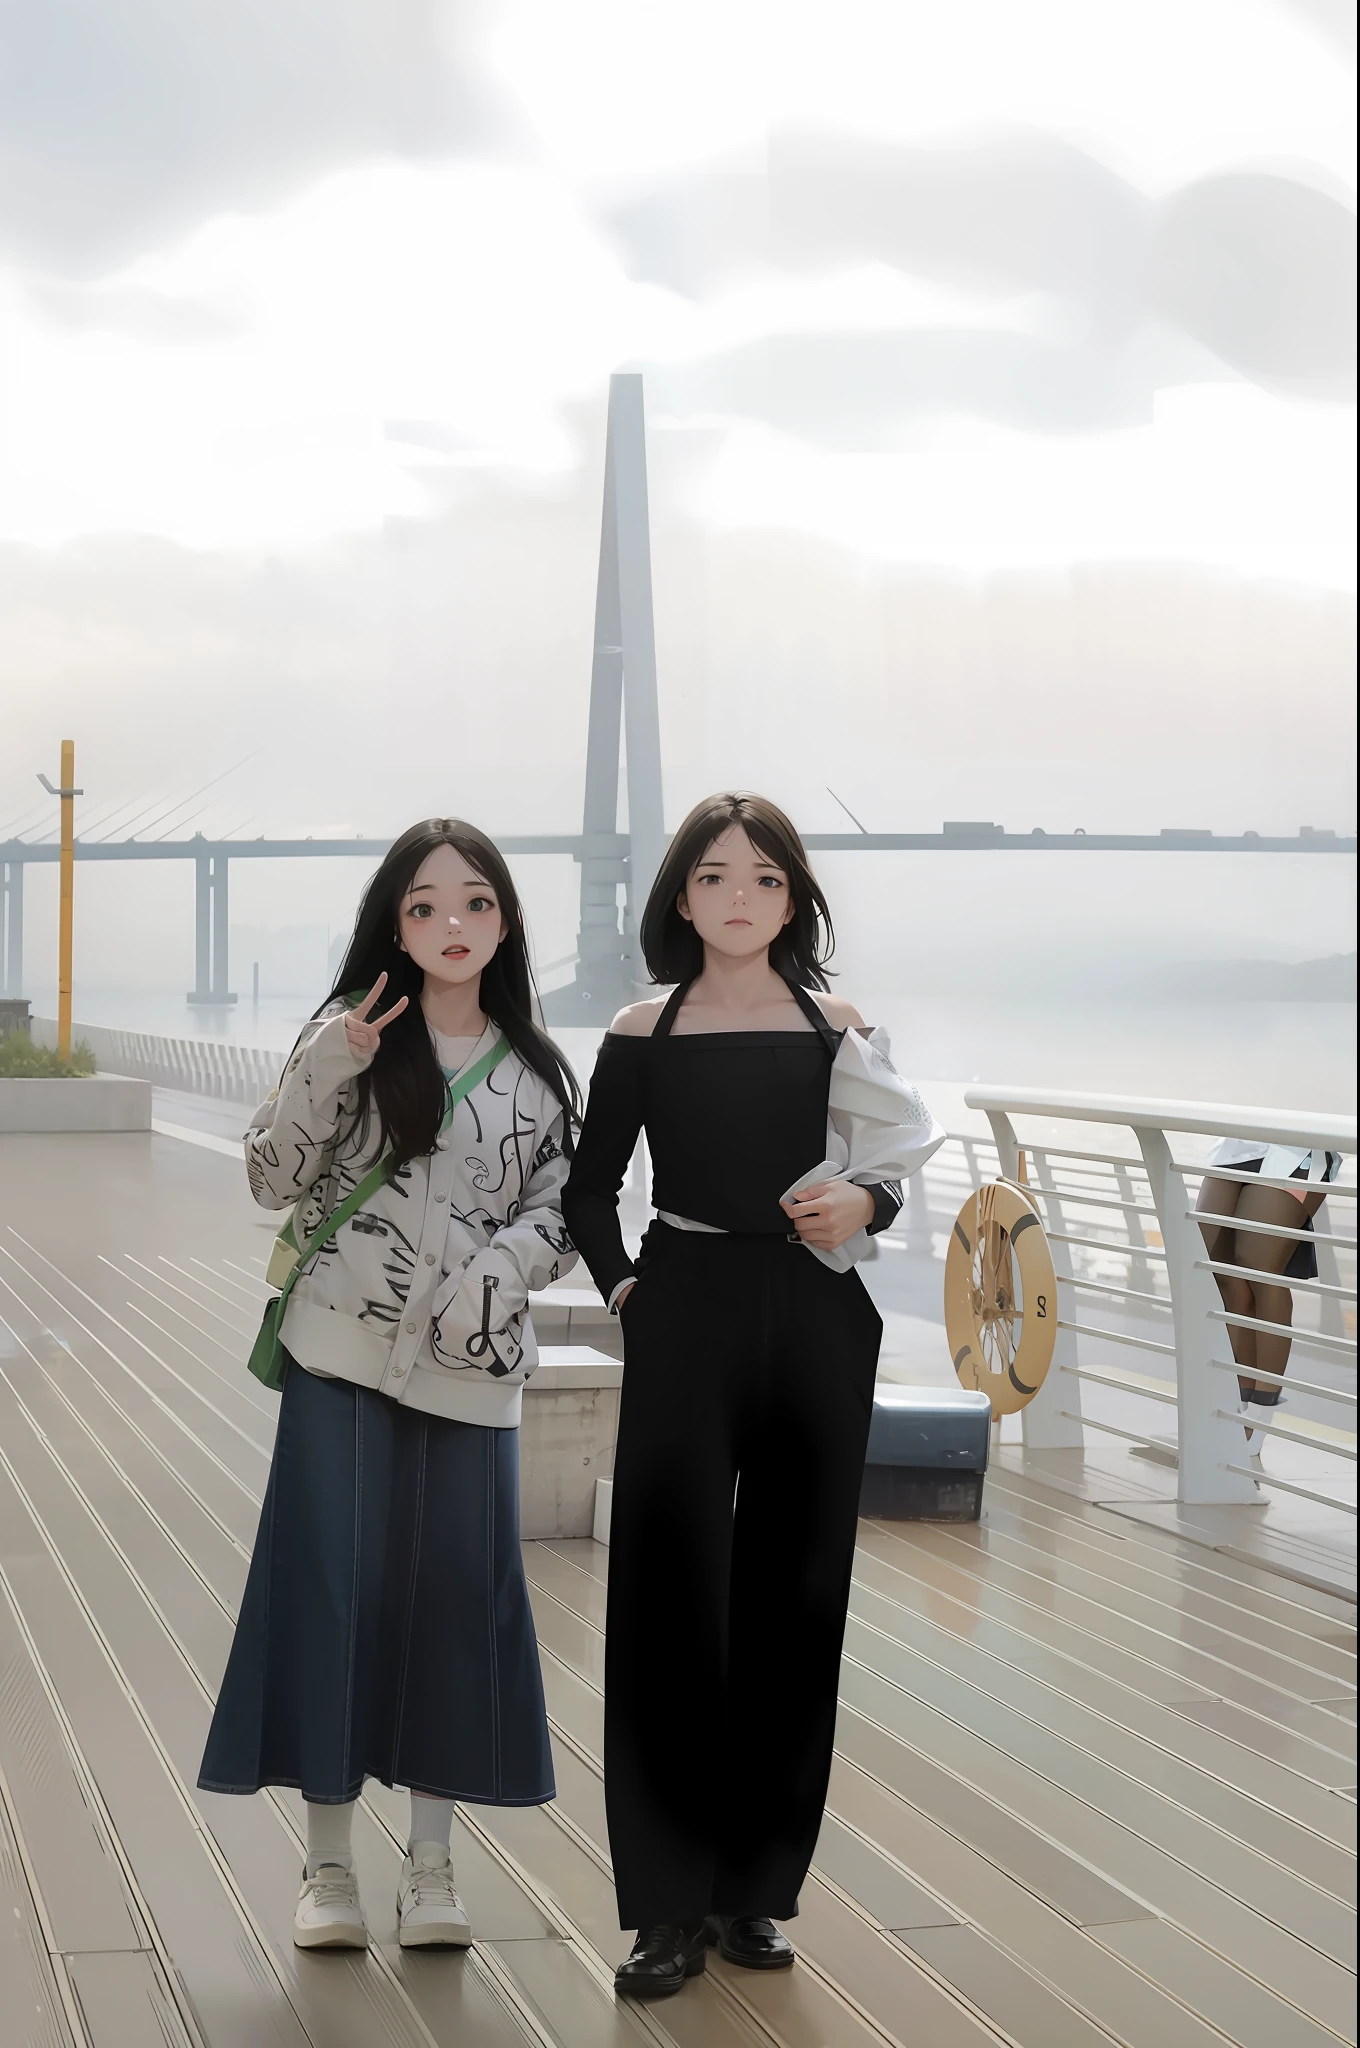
[{"xmin": 2, "ymin": 377, "xmax": 1353, "ymax": 1019}]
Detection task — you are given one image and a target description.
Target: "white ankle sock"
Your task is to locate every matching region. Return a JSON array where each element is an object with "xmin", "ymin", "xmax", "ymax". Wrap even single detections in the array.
[
  {"xmin": 305, "ymin": 1799, "xmax": 356, "ymax": 1877},
  {"xmin": 409, "ymin": 1794, "xmax": 456, "ymax": 1865}
]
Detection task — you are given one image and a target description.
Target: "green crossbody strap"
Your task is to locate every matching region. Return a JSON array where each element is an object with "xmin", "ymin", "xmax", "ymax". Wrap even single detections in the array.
[
  {"xmin": 286, "ymin": 1032, "xmax": 512, "ymax": 1292},
  {"xmin": 247, "ymin": 1032, "xmax": 511, "ymax": 1391}
]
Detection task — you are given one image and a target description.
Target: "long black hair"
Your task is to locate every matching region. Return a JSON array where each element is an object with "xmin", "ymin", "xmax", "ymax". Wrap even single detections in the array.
[
  {"xmin": 639, "ymin": 791, "xmax": 835, "ymax": 989},
  {"xmin": 323, "ymin": 819, "xmax": 580, "ymax": 1173}
]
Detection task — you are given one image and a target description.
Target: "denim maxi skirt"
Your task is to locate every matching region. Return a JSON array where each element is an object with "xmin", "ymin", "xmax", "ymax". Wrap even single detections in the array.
[{"xmin": 199, "ymin": 1352, "xmax": 555, "ymax": 1807}]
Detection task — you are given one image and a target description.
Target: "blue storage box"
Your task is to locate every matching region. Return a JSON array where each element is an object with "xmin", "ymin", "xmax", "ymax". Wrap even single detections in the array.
[{"xmin": 860, "ymin": 1385, "xmax": 992, "ymax": 1521}]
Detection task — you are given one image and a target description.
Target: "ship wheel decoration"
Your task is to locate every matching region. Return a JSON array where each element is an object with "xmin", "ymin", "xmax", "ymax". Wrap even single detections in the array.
[{"xmin": 944, "ymin": 1180, "xmax": 1057, "ymax": 1417}]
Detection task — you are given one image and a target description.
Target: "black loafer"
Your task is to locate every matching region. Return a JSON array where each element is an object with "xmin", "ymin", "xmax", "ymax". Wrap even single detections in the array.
[
  {"xmin": 614, "ymin": 1922, "xmax": 707, "ymax": 1998},
  {"xmin": 705, "ymin": 1914, "xmax": 795, "ymax": 1969}
]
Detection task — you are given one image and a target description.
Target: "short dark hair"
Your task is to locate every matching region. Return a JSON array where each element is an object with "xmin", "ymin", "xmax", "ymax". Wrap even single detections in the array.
[{"xmin": 639, "ymin": 792, "xmax": 835, "ymax": 989}]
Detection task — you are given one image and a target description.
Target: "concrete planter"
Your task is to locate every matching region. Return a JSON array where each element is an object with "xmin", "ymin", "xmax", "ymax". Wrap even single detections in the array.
[
  {"xmin": 519, "ymin": 1348, "xmax": 622, "ymax": 1539},
  {"xmin": 0, "ymin": 1074, "xmax": 153, "ymax": 1133}
]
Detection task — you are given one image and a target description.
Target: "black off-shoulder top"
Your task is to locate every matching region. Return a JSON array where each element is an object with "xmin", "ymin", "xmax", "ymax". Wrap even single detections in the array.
[{"xmin": 561, "ymin": 978, "xmax": 897, "ymax": 1303}]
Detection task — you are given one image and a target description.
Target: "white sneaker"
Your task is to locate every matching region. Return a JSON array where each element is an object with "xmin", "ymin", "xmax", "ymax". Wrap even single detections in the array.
[
  {"xmin": 1242, "ymin": 1393, "xmax": 1286, "ymax": 1448},
  {"xmin": 398, "ymin": 1848, "xmax": 473, "ymax": 1948},
  {"xmin": 293, "ymin": 1862, "xmax": 368, "ymax": 1949}
]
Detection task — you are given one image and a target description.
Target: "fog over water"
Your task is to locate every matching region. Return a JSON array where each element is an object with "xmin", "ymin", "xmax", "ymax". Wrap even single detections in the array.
[{"xmin": 27, "ymin": 843, "xmax": 1357, "ymax": 1110}]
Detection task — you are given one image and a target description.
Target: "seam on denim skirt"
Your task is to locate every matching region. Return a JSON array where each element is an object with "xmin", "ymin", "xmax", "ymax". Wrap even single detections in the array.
[
  {"xmin": 485, "ymin": 1429, "xmax": 502, "ymax": 1800},
  {"xmin": 391, "ymin": 1415, "xmax": 428, "ymax": 1772},
  {"xmin": 341, "ymin": 1386, "xmax": 362, "ymax": 1785},
  {"xmin": 253, "ymin": 1407, "xmax": 281, "ymax": 1791}
]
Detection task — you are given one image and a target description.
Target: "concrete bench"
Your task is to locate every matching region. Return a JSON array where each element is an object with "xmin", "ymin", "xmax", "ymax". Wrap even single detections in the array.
[
  {"xmin": 520, "ymin": 1345, "xmax": 621, "ymax": 1539},
  {"xmin": 0, "ymin": 1075, "xmax": 152, "ymax": 1132},
  {"xmin": 529, "ymin": 1286, "xmax": 621, "ymax": 1360}
]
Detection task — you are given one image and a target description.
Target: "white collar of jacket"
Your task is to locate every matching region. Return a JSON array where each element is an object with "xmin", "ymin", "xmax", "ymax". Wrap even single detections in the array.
[{"xmin": 780, "ymin": 1025, "xmax": 946, "ymax": 1274}]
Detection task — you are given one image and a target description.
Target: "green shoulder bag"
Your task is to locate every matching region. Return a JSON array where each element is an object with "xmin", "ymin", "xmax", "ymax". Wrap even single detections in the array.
[{"xmin": 247, "ymin": 1033, "xmax": 512, "ymax": 1391}]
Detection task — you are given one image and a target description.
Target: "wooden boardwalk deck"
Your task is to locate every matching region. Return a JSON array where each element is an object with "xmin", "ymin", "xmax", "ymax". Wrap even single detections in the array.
[{"xmin": 0, "ymin": 1129, "xmax": 1354, "ymax": 2048}]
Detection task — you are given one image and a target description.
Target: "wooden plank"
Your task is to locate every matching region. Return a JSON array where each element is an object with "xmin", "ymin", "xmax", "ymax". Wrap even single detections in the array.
[
  {"xmin": 547, "ymin": 1721, "xmax": 1174, "ymax": 2048},
  {"xmin": 529, "ymin": 1607, "xmax": 1177, "ymax": 2041},
  {"xmin": 540, "ymin": 1539, "xmax": 610, "ymax": 1588},
  {"xmin": 1166, "ymin": 1699, "xmax": 1359, "ymax": 1787},
  {"xmin": 0, "ymin": 1585, "xmax": 145, "ymax": 1958},
  {"xmin": 867, "ymin": 1520, "xmax": 1356, "ymax": 1742},
  {"xmin": 921, "ymin": 1513, "xmax": 1358, "ymax": 1707},
  {"xmin": 0, "ymin": 1362, "xmax": 441, "ymax": 2048},
  {"xmin": 0, "ymin": 1316, "xmax": 594, "ymax": 2045},
  {"xmin": 0, "ymin": 1454, "xmax": 308, "ymax": 2048},
  {"xmin": 529, "ymin": 1535, "xmax": 1357, "ymax": 1874},
  {"xmin": 837, "ymin": 1702, "xmax": 1356, "ymax": 2038},
  {"xmin": 812, "ymin": 1814, "xmax": 960, "ymax": 1934},
  {"xmin": 978, "ymin": 1479, "xmax": 1360, "ymax": 1657},
  {"xmin": 853, "ymin": 1524, "xmax": 1354, "ymax": 1772},
  {"xmin": 519, "ymin": 1687, "xmax": 1009, "ymax": 2045},
  {"xmin": 899, "ymin": 1926, "xmax": 1121, "ymax": 2048},
  {"xmin": 845, "ymin": 1586, "xmax": 1356, "ymax": 1902},
  {"xmin": 985, "ymin": 1470, "xmax": 1357, "ymax": 1626},
  {"xmin": 1095, "ymin": 1918, "xmax": 1348, "ymax": 2048},
  {"xmin": 540, "ymin": 1738, "xmax": 1006, "ymax": 2048},
  {"xmin": 66, "ymin": 1953, "xmax": 195, "ymax": 2048},
  {"xmin": 471, "ymin": 1799, "xmax": 807, "ymax": 2048},
  {"xmin": 9, "ymin": 1145, "xmax": 1356, "ymax": 2048},
  {"xmin": 962, "ymin": 1500, "xmax": 1357, "ymax": 1690},
  {"xmin": 0, "ymin": 1765, "xmax": 75, "ymax": 2048},
  {"xmin": 525, "ymin": 1584, "xmax": 1152, "ymax": 1933},
  {"xmin": 535, "ymin": 1536, "xmax": 1356, "ymax": 1852},
  {"xmin": 845, "ymin": 1564, "xmax": 1356, "ymax": 1853},
  {"xmin": 779, "ymin": 1876, "xmax": 1013, "ymax": 2048},
  {"xmin": 826, "ymin": 1759, "xmax": 1236, "ymax": 2048},
  {"xmin": 527, "ymin": 1540, "xmax": 1359, "ymax": 2044},
  {"xmin": 1103, "ymin": 1500, "xmax": 1357, "ymax": 1609},
  {"xmin": 837, "ymin": 1631, "xmax": 1356, "ymax": 1951},
  {"xmin": 101, "ymin": 1256, "xmax": 281, "ymax": 1438},
  {"xmin": 0, "ymin": 1244, "xmax": 274, "ymax": 1494},
  {"xmin": 4, "ymin": 1283, "xmax": 620, "ymax": 2048},
  {"xmin": 522, "ymin": 1544, "xmax": 608, "ymax": 1630},
  {"xmin": 0, "ymin": 1350, "xmax": 239, "ymax": 1689},
  {"xmin": 0, "ymin": 1261, "xmax": 263, "ymax": 1550},
  {"xmin": 532, "ymin": 1548, "xmax": 1360, "ymax": 2031}
]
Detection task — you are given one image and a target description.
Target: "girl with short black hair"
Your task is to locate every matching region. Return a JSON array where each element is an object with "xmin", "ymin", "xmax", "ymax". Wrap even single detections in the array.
[{"xmin": 563, "ymin": 791, "xmax": 942, "ymax": 1998}]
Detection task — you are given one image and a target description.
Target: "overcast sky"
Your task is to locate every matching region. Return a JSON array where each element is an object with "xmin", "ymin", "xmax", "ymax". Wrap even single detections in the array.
[{"xmin": 0, "ymin": 0, "xmax": 1354, "ymax": 993}]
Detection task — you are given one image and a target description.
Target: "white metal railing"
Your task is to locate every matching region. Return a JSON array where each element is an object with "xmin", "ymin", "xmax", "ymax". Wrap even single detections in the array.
[
  {"xmin": 32, "ymin": 1016, "xmax": 286, "ymax": 1107},
  {"xmin": 961, "ymin": 1087, "xmax": 1357, "ymax": 1511}
]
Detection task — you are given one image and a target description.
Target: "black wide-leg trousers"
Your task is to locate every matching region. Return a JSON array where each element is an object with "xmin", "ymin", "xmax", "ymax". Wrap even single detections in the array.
[{"xmin": 605, "ymin": 1223, "xmax": 882, "ymax": 1929}]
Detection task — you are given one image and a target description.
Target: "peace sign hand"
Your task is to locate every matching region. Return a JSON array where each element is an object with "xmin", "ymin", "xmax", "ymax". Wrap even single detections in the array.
[{"xmin": 342, "ymin": 973, "xmax": 409, "ymax": 1063}]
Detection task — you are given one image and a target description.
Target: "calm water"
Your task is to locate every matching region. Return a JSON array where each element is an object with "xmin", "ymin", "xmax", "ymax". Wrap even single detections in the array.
[{"xmin": 31, "ymin": 984, "xmax": 1357, "ymax": 1113}]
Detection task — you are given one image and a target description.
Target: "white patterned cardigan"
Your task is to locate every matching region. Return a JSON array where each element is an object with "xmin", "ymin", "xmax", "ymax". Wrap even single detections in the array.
[{"xmin": 245, "ymin": 1005, "xmax": 576, "ymax": 1429}]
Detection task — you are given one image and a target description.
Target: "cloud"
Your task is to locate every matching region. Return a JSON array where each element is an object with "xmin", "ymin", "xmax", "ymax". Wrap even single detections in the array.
[
  {"xmin": 1156, "ymin": 173, "xmax": 1357, "ymax": 395},
  {"xmin": 607, "ymin": 129, "xmax": 1356, "ymax": 432},
  {"xmin": 0, "ymin": 0, "xmax": 512, "ymax": 274},
  {"xmin": 645, "ymin": 325, "xmax": 1236, "ymax": 444},
  {"xmin": 1277, "ymin": 0, "xmax": 1356, "ymax": 64},
  {"xmin": 1, "ymin": 488, "xmax": 1353, "ymax": 851}
]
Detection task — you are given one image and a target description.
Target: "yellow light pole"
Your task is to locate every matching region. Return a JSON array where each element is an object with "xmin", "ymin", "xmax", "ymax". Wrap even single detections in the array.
[{"xmin": 38, "ymin": 742, "xmax": 82, "ymax": 1059}]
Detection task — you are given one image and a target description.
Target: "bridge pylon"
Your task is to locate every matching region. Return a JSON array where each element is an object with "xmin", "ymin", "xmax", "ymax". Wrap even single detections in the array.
[{"xmin": 542, "ymin": 374, "xmax": 665, "ymax": 1026}]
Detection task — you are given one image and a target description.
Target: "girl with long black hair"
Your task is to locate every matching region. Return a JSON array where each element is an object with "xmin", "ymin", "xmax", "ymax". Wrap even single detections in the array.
[
  {"xmin": 200, "ymin": 819, "xmax": 579, "ymax": 1951},
  {"xmin": 563, "ymin": 792, "xmax": 941, "ymax": 1998}
]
